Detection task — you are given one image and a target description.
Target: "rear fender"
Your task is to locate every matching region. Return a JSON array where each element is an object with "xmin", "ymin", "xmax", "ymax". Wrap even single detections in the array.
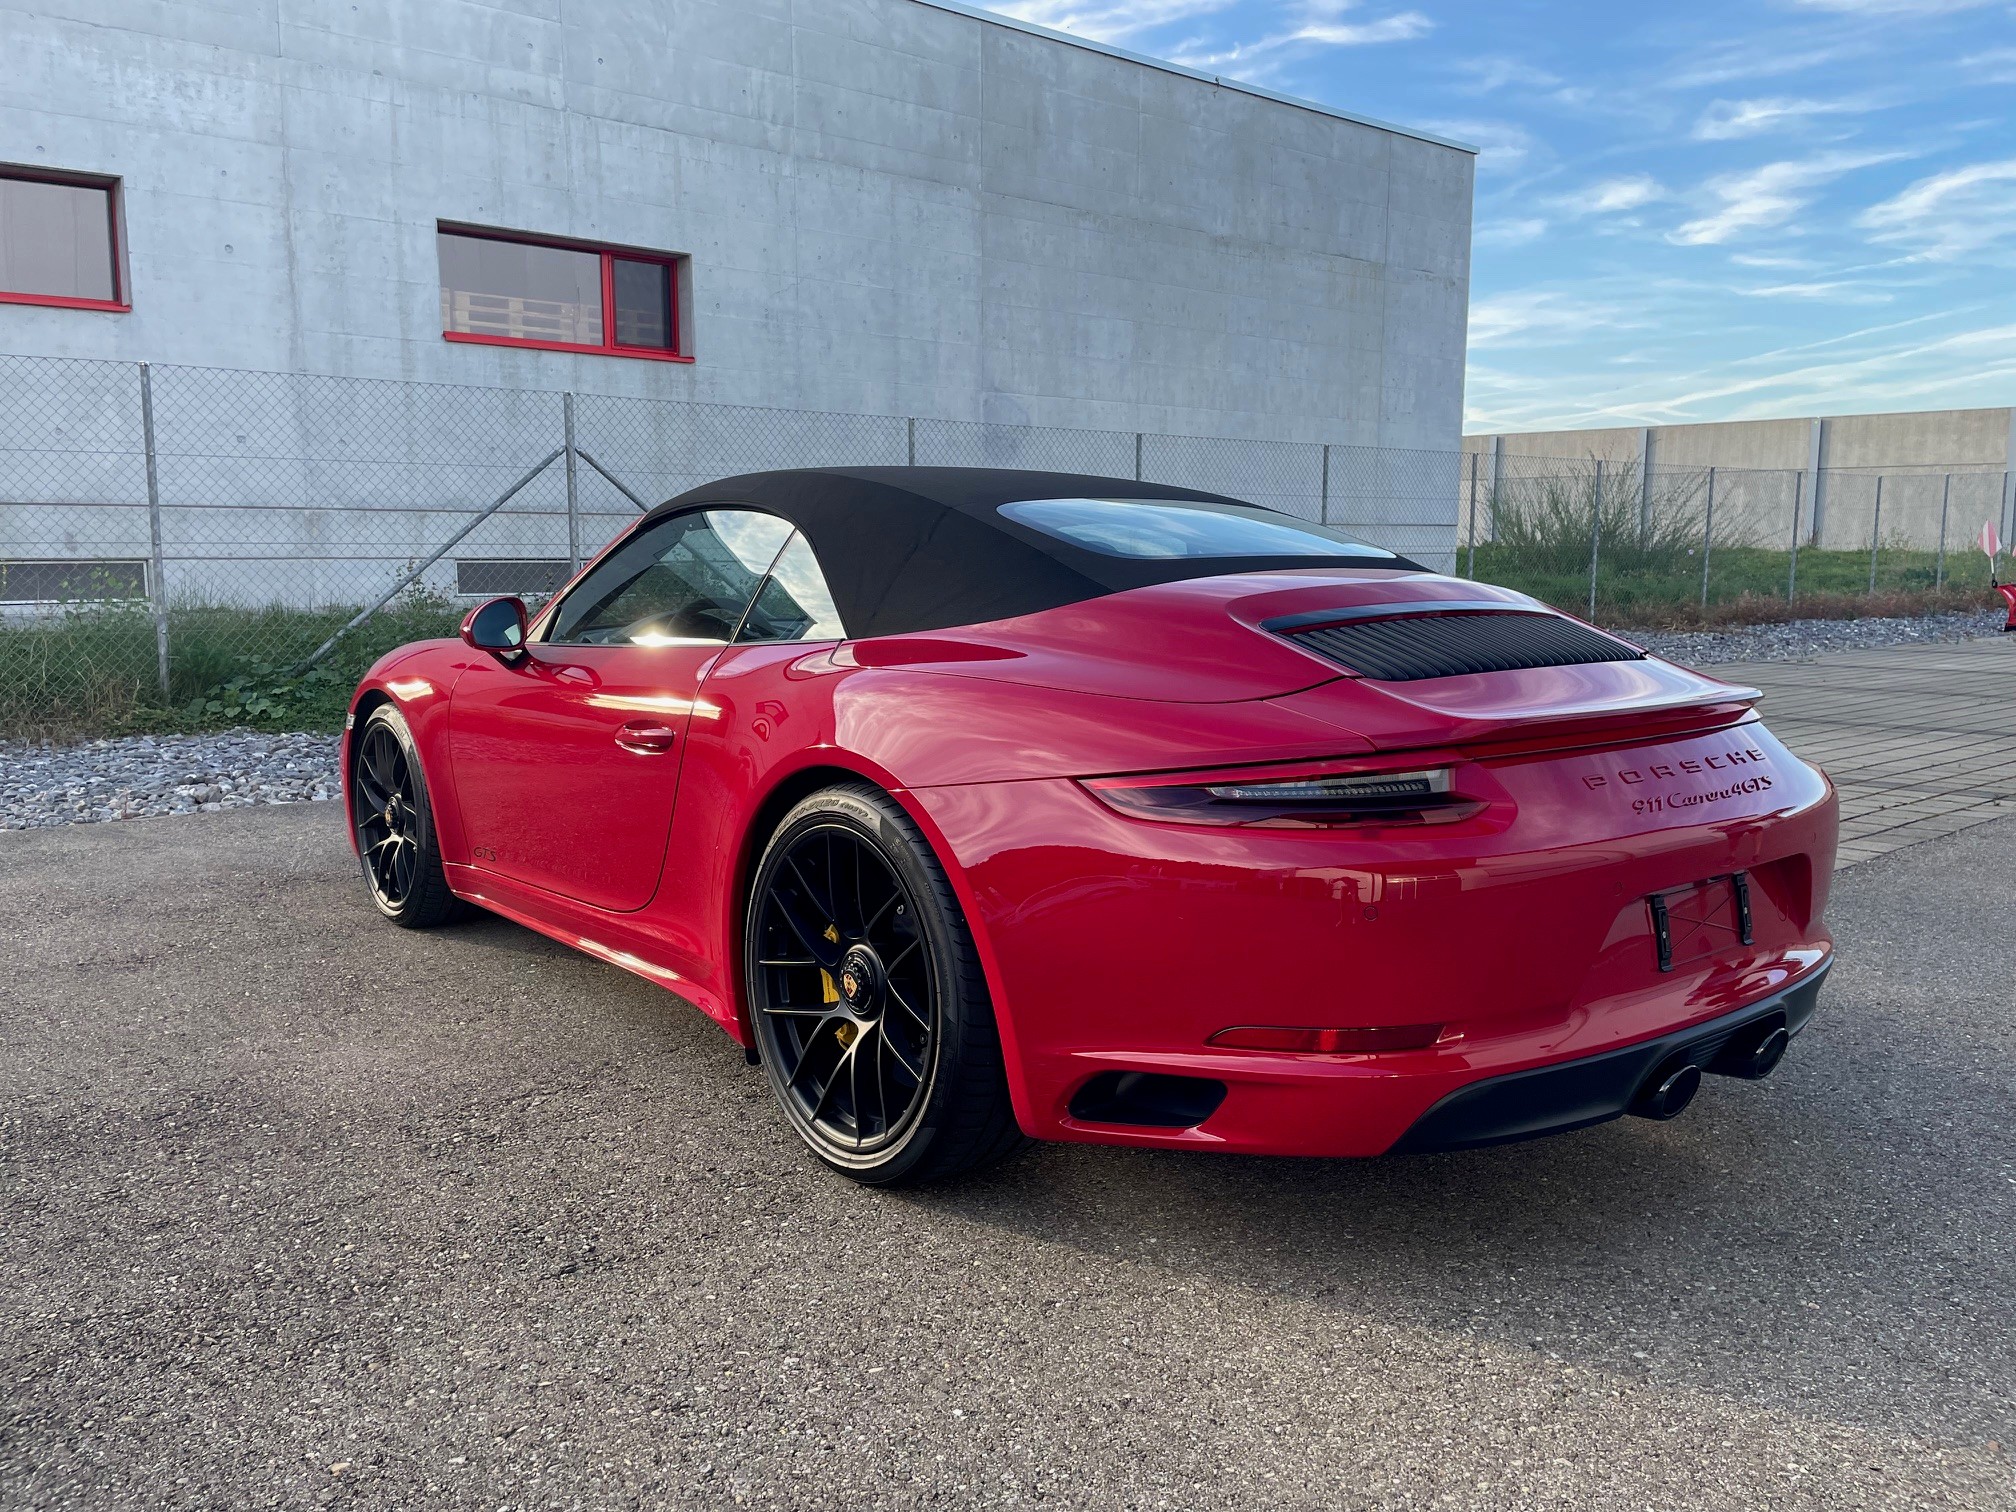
[{"xmin": 829, "ymin": 666, "xmax": 1373, "ymax": 787}]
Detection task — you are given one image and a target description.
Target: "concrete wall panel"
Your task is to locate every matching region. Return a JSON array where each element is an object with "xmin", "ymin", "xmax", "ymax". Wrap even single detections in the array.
[{"xmin": 0, "ymin": 0, "xmax": 1472, "ymax": 455}]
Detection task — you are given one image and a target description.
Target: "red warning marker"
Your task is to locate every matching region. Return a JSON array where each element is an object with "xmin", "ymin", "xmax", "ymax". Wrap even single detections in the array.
[{"xmin": 1985, "ymin": 521, "xmax": 2016, "ymax": 630}]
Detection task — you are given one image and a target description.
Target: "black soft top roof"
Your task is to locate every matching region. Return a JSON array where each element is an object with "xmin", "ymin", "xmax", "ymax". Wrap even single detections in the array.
[{"xmin": 646, "ymin": 467, "xmax": 1421, "ymax": 639}]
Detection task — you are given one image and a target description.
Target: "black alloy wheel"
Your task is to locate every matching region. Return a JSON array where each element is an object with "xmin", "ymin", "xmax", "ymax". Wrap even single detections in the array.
[
  {"xmin": 350, "ymin": 703, "xmax": 459, "ymax": 928},
  {"xmin": 746, "ymin": 784, "xmax": 1026, "ymax": 1185}
]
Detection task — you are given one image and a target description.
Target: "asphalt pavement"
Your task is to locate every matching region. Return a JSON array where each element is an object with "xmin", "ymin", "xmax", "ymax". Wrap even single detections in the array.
[{"xmin": 3, "ymin": 804, "xmax": 2013, "ymax": 1510}]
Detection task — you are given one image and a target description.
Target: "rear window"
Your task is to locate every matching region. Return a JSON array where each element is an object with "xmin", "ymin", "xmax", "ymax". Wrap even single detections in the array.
[{"xmin": 998, "ymin": 497, "xmax": 1396, "ymax": 562}]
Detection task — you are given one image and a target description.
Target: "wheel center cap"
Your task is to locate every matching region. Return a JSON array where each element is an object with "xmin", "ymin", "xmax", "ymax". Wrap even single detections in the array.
[{"xmin": 837, "ymin": 944, "xmax": 884, "ymax": 1014}]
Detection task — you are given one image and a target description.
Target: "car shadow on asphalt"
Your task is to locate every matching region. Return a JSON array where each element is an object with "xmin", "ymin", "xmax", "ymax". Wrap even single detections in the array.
[
  {"xmin": 917, "ymin": 792, "xmax": 2016, "ymax": 1456},
  {"xmin": 920, "ymin": 1021, "xmax": 2012, "ymax": 1445},
  {"xmin": 380, "ymin": 827, "xmax": 2016, "ymax": 1449}
]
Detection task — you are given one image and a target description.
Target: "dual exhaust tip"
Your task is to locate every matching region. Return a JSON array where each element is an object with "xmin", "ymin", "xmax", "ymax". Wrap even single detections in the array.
[{"xmin": 1629, "ymin": 1014, "xmax": 1791, "ymax": 1122}]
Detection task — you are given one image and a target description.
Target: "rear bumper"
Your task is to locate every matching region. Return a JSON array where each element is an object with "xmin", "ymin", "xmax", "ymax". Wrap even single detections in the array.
[
  {"xmin": 1388, "ymin": 961, "xmax": 1827, "ymax": 1155},
  {"xmin": 911, "ymin": 716, "xmax": 1838, "ymax": 1159}
]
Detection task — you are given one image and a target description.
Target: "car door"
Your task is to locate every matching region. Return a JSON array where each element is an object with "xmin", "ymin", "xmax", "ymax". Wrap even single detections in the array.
[{"xmin": 447, "ymin": 507, "xmax": 794, "ymax": 912}]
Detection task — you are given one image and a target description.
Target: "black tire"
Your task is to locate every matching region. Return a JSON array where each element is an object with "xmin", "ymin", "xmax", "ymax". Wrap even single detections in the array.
[
  {"xmin": 350, "ymin": 703, "xmax": 460, "ymax": 929},
  {"xmin": 744, "ymin": 783, "xmax": 1029, "ymax": 1186}
]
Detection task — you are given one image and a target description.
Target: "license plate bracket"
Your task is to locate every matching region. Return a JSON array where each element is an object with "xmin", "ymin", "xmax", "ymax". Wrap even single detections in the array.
[{"xmin": 1648, "ymin": 872, "xmax": 1753, "ymax": 973}]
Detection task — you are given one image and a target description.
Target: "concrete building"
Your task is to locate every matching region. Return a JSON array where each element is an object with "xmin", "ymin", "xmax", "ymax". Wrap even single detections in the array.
[{"xmin": 0, "ymin": 0, "xmax": 1475, "ymax": 450}]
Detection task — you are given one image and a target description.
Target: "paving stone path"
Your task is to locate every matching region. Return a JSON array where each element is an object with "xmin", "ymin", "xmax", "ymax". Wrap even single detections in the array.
[{"xmin": 1700, "ymin": 636, "xmax": 2016, "ymax": 868}]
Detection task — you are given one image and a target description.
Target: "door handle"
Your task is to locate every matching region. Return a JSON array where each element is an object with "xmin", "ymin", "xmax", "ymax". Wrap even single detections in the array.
[{"xmin": 614, "ymin": 720, "xmax": 679, "ymax": 754}]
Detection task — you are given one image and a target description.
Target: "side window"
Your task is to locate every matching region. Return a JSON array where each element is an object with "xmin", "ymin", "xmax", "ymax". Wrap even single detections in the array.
[
  {"xmin": 737, "ymin": 531, "xmax": 846, "ymax": 644},
  {"xmin": 546, "ymin": 509, "xmax": 791, "ymax": 645}
]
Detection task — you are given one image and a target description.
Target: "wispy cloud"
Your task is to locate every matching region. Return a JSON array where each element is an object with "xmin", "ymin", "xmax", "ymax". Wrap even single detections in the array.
[
  {"xmin": 1475, "ymin": 217, "xmax": 1550, "ymax": 247},
  {"xmin": 1959, "ymin": 46, "xmax": 2016, "ymax": 83},
  {"xmin": 1667, "ymin": 37, "xmax": 1872, "ymax": 89},
  {"xmin": 1445, "ymin": 53, "xmax": 1595, "ymax": 109},
  {"xmin": 1668, "ymin": 151, "xmax": 1903, "ymax": 245},
  {"xmin": 1450, "ymin": 55, "xmax": 1563, "ymax": 93},
  {"xmin": 1740, "ymin": 279, "xmax": 1895, "ymax": 302},
  {"xmin": 1159, "ymin": 0, "xmax": 1431, "ymax": 73},
  {"xmin": 1295, "ymin": 12, "xmax": 1431, "ymax": 45},
  {"xmin": 1467, "ymin": 309, "xmax": 2008, "ymax": 431},
  {"xmin": 1783, "ymin": 0, "xmax": 1996, "ymax": 12},
  {"xmin": 1644, "ymin": 320, "xmax": 2016, "ymax": 421},
  {"xmin": 1415, "ymin": 118, "xmax": 1534, "ymax": 172},
  {"xmin": 1548, "ymin": 174, "xmax": 1665, "ymax": 216},
  {"xmin": 986, "ymin": 0, "xmax": 1234, "ymax": 44},
  {"xmin": 1692, "ymin": 95, "xmax": 1874, "ymax": 140},
  {"xmin": 1469, "ymin": 290, "xmax": 1640, "ymax": 348},
  {"xmin": 1857, "ymin": 157, "xmax": 2016, "ymax": 259}
]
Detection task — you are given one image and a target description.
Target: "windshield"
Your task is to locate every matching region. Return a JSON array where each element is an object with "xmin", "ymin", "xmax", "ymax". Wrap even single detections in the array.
[{"xmin": 998, "ymin": 497, "xmax": 1396, "ymax": 562}]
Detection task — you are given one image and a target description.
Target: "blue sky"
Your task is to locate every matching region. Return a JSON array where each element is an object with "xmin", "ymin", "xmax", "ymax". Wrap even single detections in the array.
[{"xmin": 988, "ymin": 0, "xmax": 2016, "ymax": 434}]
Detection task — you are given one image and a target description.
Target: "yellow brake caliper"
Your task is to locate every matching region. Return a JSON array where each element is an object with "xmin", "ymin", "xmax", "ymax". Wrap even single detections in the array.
[{"xmin": 821, "ymin": 924, "xmax": 859, "ymax": 1048}]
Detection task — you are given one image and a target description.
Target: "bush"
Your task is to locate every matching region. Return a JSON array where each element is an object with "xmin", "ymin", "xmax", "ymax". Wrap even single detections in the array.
[
  {"xmin": 0, "ymin": 591, "xmax": 464, "ymax": 743},
  {"xmin": 1484, "ymin": 465, "xmax": 1719, "ymax": 582},
  {"xmin": 1472, "ymin": 463, "xmax": 2005, "ymax": 623}
]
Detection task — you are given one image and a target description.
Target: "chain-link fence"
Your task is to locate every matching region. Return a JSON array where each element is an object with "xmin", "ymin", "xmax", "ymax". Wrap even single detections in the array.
[
  {"xmin": 4, "ymin": 348, "xmax": 2011, "ymax": 738},
  {"xmin": 0, "ymin": 352, "xmax": 1463, "ymax": 735},
  {"xmin": 1459, "ymin": 451, "xmax": 2014, "ymax": 624}
]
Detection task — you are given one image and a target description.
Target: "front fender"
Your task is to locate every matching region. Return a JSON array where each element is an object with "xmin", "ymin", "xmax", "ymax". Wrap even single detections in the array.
[{"xmin": 341, "ymin": 640, "xmax": 471, "ymax": 859}]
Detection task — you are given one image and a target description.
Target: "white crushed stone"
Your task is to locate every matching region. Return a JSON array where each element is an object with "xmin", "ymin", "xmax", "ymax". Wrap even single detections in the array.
[
  {"xmin": 1, "ymin": 730, "xmax": 341, "ymax": 830},
  {"xmin": 1626, "ymin": 607, "xmax": 2004, "ymax": 667}
]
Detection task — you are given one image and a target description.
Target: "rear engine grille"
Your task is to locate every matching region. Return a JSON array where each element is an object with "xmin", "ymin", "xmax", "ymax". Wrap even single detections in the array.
[{"xmin": 1283, "ymin": 610, "xmax": 1643, "ymax": 682}]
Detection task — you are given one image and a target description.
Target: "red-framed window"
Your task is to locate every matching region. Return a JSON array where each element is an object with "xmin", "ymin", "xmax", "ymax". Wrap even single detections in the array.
[
  {"xmin": 437, "ymin": 224, "xmax": 689, "ymax": 363},
  {"xmin": 0, "ymin": 165, "xmax": 127, "ymax": 312}
]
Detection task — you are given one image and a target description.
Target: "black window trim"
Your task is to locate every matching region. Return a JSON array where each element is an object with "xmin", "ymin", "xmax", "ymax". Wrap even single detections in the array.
[{"xmin": 535, "ymin": 504, "xmax": 840, "ymax": 648}]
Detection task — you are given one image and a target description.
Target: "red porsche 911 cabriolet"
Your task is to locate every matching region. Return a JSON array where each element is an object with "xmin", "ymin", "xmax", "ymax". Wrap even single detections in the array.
[{"xmin": 343, "ymin": 467, "xmax": 1836, "ymax": 1185}]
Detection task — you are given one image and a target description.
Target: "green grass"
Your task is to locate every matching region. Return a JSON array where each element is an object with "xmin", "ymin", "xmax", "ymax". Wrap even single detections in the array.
[
  {"xmin": 1471, "ymin": 540, "xmax": 2004, "ymax": 627},
  {"xmin": 1466, "ymin": 471, "xmax": 2005, "ymax": 627},
  {"xmin": 0, "ymin": 595, "xmax": 464, "ymax": 743}
]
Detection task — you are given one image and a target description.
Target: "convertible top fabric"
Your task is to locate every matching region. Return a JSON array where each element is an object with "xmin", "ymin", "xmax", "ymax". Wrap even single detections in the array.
[{"xmin": 645, "ymin": 467, "xmax": 1423, "ymax": 639}]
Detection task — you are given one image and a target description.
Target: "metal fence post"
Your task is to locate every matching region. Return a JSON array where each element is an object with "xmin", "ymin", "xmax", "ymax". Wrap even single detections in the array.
[
  {"xmin": 1935, "ymin": 473, "xmax": 1950, "ymax": 589},
  {"xmin": 562, "ymin": 392, "xmax": 581, "ymax": 573},
  {"xmin": 1319, "ymin": 443, "xmax": 1330, "ymax": 524},
  {"xmin": 1465, "ymin": 450, "xmax": 1479, "ymax": 578},
  {"xmin": 138, "ymin": 361, "xmax": 170, "ymax": 700},
  {"xmin": 1699, "ymin": 465, "xmax": 1716, "ymax": 607},
  {"xmin": 1133, "ymin": 432, "xmax": 1143, "ymax": 482},
  {"xmin": 1588, "ymin": 459, "xmax": 1603, "ymax": 620},
  {"xmin": 1787, "ymin": 472, "xmax": 1802, "ymax": 604},
  {"xmin": 1636, "ymin": 427, "xmax": 1652, "ymax": 544},
  {"xmin": 1806, "ymin": 417, "xmax": 1827, "ymax": 546},
  {"xmin": 1868, "ymin": 474, "xmax": 1883, "ymax": 594},
  {"xmin": 906, "ymin": 417, "xmax": 916, "ymax": 467}
]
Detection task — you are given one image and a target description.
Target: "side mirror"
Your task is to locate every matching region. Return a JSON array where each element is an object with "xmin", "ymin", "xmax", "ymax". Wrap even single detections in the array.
[{"xmin": 460, "ymin": 596, "xmax": 528, "ymax": 662}]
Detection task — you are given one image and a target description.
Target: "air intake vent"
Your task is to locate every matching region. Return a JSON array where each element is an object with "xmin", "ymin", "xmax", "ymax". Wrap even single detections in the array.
[{"xmin": 1280, "ymin": 609, "xmax": 1643, "ymax": 682}]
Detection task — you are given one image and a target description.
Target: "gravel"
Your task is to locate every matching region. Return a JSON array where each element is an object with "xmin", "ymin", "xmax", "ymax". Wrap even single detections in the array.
[
  {"xmin": 0, "ymin": 730, "xmax": 339, "ymax": 830},
  {"xmin": 1629, "ymin": 606, "xmax": 2005, "ymax": 667},
  {"xmin": 0, "ymin": 609, "xmax": 2004, "ymax": 832}
]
